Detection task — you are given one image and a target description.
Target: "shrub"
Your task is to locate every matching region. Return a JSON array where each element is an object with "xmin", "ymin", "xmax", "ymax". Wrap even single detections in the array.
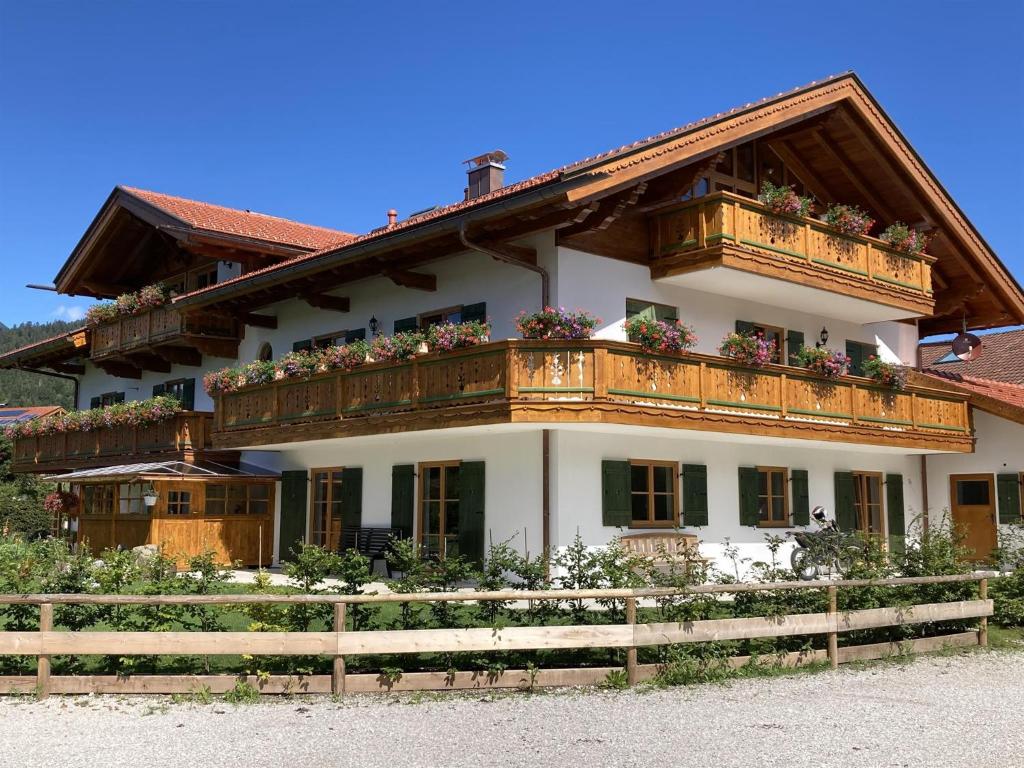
[
  {"xmin": 861, "ymin": 355, "xmax": 908, "ymax": 390},
  {"xmin": 758, "ymin": 180, "xmax": 812, "ymax": 218},
  {"xmin": 718, "ymin": 331, "xmax": 776, "ymax": 367},
  {"xmin": 824, "ymin": 204, "xmax": 874, "ymax": 236},
  {"xmin": 795, "ymin": 346, "xmax": 850, "ymax": 379},
  {"xmin": 992, "ymin": 570, "xmax": 1024, "ymax": 627},
  {"xmin": 515, "ymin": 307, "xmax": 598, "ymax": 340},
  {"xmin": 425, "ymin": 320, "xmax": 490, "ymax": 352},
  {"xmin": 624, "ymin": 316, "xmax": 697, "ymax": 354},
  {"xmin": 880, "ymin": 222, "xmax": 929, "ymax": 256}
]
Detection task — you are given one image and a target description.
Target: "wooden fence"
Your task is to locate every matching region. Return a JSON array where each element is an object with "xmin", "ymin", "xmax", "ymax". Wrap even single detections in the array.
[{"xmin": 0, "ymin": 574, "xmax": 991, "ymax": 697}]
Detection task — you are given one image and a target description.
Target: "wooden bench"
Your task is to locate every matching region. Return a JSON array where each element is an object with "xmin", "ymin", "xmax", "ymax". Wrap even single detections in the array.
[
  {"xmin": 338, "ymin": 527, "xmax": 403, "ymax": 577},
  {"xmin": 619, "ymin": 531, "xmax": 707, "ymax": 573}
]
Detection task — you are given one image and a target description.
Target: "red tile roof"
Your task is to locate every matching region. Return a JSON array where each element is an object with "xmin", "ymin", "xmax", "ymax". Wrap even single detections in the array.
[
  {"xmin": 919, "ymin": 328, "xmax": 1024, "ymax": 385},
  {"xmin": 121, "ymin": 186, "xmax": 356, "ymax": 251},
  {"xmin": 0, "ymin": 406, "xmax": 64, "ymax": 424},
  {"xmin": 921, "ymin": 369, "xmax": 1024, "ymax": 412},
  {"xmin": 178, "ymin": 73, "xmax": 855, "ymax": 302}
]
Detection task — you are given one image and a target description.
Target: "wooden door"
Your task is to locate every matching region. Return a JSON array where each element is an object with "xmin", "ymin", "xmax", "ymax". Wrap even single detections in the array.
[{"xmin": 949, "ymin": 474, "xmax": 998, "ymax": 561}]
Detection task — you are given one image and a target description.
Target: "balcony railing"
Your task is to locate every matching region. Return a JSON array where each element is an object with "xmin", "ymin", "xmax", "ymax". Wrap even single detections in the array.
[
  {"xmin": 90, "ymin": 305, "xmax": 239, "ymax": 360},
  {"xmin": 651, "ymin": 192, "xmax": 935, "ymax": 312},
  {"xmin": 11, "ymin": 412, "xmax": 214, "ymax": 472},
  {"xmin": 212, "ymin": 341, "xmax": 972, "ymax": 452}
]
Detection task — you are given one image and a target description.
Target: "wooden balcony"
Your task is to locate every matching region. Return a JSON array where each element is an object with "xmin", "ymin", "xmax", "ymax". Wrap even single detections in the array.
[
  {"xmin": 11, "ymin": 412, "xmax": 216, "ymax": 473},
  {"xmin": 90, "ymin": 305, "xmax": 241, "ymax": 368},
  {"xmin": 650, "ymin": 192, "xmax": 936, "ymax": 319},
  {"xmin": 212, "ymin": 341, "xmax": 973, "ymax": 453}
]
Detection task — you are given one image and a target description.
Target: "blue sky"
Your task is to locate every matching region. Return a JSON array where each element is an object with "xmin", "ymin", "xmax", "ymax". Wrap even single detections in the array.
[{"xmin": 0, "ymin": 1, "xmax": 1021, "ymax": 328}]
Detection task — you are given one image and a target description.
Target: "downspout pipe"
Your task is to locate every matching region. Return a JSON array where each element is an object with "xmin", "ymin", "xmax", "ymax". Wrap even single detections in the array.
[
  {"xmin": 459, "ymin": 221, "xmax": 550, "ymax": 308},
  {"xmin": 21, "ymin": 367, "xmax": 80, "ymax": 410}
]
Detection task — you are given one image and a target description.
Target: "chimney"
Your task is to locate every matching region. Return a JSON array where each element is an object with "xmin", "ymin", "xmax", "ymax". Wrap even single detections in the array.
[
  {"xmin": 387, "ymin": 209, "xmax": 398, "ymax": 227},
  {"xmin": 464, "ymin": 150, "xmax": 508, "ymax": 200}
]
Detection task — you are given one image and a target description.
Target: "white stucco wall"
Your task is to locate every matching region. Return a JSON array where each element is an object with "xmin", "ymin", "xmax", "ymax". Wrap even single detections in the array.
[
  {"xmin": 924, "ymin": 409, "xmax": 1024, "ymax": 548},
  {"xmin": 76, "ymin": 357, "xmax": 235, "ymax": 411},
  {"xmin": 552, "ymin": 246, "xmax": 916, "ymax": 365}
]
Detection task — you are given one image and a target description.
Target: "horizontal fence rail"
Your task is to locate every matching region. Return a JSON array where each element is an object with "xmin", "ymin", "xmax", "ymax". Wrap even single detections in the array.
[{"xmin": 0, "ymin": 574, "xmax": 992, "ymax": 697}]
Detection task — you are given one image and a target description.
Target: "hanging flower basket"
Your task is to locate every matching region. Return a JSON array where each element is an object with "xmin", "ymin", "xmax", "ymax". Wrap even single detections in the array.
[
  {"xmin": 795, "ymin": 346, "xmax": 850, "ymax": 379},
  {"xmin": 862, "ymin": 355, "xmax": 908, "ymax": 390},
  {"xmin": 44, "ymin": 490, "xmax": 79, "ymax": 516},
  {"xmin": 624, "ymin": 316, "xmax": 697, "ymax": 355},
  {"xmin": 718, "ymin": 332, "xmax": 776, "ymax": 368}
]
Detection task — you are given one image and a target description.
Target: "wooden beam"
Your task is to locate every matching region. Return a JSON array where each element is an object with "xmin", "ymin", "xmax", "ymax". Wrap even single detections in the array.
[
  {"xmin": 762, "ymin": 140, "xmax": 840, "ymax": 206},
  {"xmin": 151, "ymin": 346, "xmax": 203, "ymax": 367},
  {"xmin": 239, "ymin": 313, "xmax": 278, "ymax": 329},
  {"xmin": 124, "ymin": 353, "xmax": 172, "ymax": 374},
  {"xmin": 188, "ymin": 337, "xmax": 240, "ymax": 359},
  {"xmin": 304, "ymin": 294, "xmax": 351, "ymax": 312},
  {"xmin": 637, "ymin": 154, "xmax": 725, "ymax": 213},
  {"xmin": 50, "ymin": 363, "xmax": 86, "ymax": 375},
  {"xmin": 95, "ymin": 361, "xmax": 142, "ymax": 379},
  {"xmin": 79, "ymin": 280, "xmax": 133, "ymax": 298},
  {"xmin": 811, "ymin": 128, "xmax": 895, "ymax": 220},
  {"xmin": 383, "ymin": 269, "xmax": 436, "ymax": 292}
]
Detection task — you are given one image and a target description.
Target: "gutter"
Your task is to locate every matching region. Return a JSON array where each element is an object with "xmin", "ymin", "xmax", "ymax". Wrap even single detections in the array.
[
  {"xmin": 459, "ymin": 221, "xmax": 550, "ymax": 307},
  {"xmin": 21, "ymin": 367, "xmax": 80, "ymax": 411}
]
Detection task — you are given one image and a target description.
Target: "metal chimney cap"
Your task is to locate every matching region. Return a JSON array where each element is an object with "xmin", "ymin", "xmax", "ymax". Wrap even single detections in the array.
[{"xmin": 464, "ymin": 150, "xmax": 508, "ymax": 169}]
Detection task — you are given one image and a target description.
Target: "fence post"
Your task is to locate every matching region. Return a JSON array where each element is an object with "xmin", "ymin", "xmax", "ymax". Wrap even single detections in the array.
[
  {"xmin": 826, "ymin": 585, "xmax": 838, "ymax": 670},
  {"xmin": 332, "ymin": 602, "xmax": 347, "ymax": 696},
  {"xmin": 625, "ymin": 596, "xmax": 638, "ymax": 686},
  {"xmin": 37, "ymin": 603, "xmax": 53, "ymax": 699},
  {"xmin": 979, "ymin": 578, "xmax": 988, "ymax": 648}
]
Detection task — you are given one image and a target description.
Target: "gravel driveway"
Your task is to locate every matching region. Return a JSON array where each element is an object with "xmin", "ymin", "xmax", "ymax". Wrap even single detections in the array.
[{"xmin": 3, "ymin": 652, "xmax": 1022, "ymax": 768}]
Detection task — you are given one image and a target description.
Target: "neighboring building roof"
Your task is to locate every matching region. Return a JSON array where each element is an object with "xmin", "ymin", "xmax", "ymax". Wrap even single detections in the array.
[
  {"xmin": 46, "ymin": 459, "xmax": 280, "ymax": 483},
  {"xmin": 919, "ymin": 368, "xmax": 1024, "ymax": 426},
  {"xmin": 120, "ymin": 186, "xmax": 356, "ymax": 251},
  {"xmin": 919, "ymin": 328, "xmax": 1024, "ymax": 385},
  {"xmin": 0, "ymin": 406, "xmax": 64, "ymax": 424},
  {"xmin": 0, "ymin": 327, "xmax": 85, "ymax": 368}
]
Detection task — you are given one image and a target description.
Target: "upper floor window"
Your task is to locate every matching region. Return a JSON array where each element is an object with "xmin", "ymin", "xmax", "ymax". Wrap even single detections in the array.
[
  {"xmin": 736, "ymin": 320, "xmax": 785, "ymax": 365},
  {"xmin": 153, "ymin": 379, "xmax": 195, "ymax": 410},
  {"xmin": 293, "ymin": 329, "xmax": 366, "ymax": 352},
  {"xmin": 845, "ymin": 341, "xmax": 878, "ymax": 377},
  {"xmin": 680, "ymin": 141, "xmax": 806, "ymax": 203},
  {"xmin": 89, "ymin": 392, "xmax": 125, "ymax": 409},
  {"xmin": 626, "ymin": 299, "xmax": 677, "ymax": 323},
  {"xmin": 394, "ymin": 302, "xmax": 487, "ymax": 334},
  {"xmin": 189, "ymin": 266, "xmax": 218, "ymax": 291}
]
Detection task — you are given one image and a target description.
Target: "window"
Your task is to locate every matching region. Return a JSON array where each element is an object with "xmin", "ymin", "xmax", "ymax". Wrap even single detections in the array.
[
  {"xmin": 418, "ymin": 306, "xmax": 463, "ymax": 330},
  {"xmin": 81, "ymin": 485, "xmax": 115, "ymax": 516},
  {"xmin": 626, "ymin": 299, "xmax": 678, "ymax": 323},
  {"xmin": 189, "ymin": 266, "xmax": 218, "ymax": 291},
  {"xmin": 118, "ymin": 483, "xmax": 149, "ymax": 516},
  {"xmin": 853, "ymin": 472, "xmax": 884, "ymax": 536},
  {"xmin": 629, "ymin": 461, "xmax": 678, "ymax": 527},
  {"xmin": 257, "ymin": 343, "xmax": 273, "ymax": 362},
  {"xmin": 955, "ymin": 479, "xmax": 991, "ymax": 507},
  {"xmin": 90, "ymin": 392, "xmax": 125, "ymax": 409},
  {"xmin": 311, "ymin": 469, "xmax": 346, "ymax": 550},
  {"xmin": 419, "ymin": 461, "xmax": 461, "ymax": 559},
  {"xmin": 154, "ymin": 379, "xmax": 195, "ymax": 410},
  {"xmin": 166, "ymin": 490, "xmax": 192, "ymax": 516},
  {"xmin": 313, "ymin": 328, "xmax": 366, "ymax": 348},
  {"xmin": 845, "ymin": 341, "xmax": 878, "ymax": 377},
  {"xmin": 738, "ymin": 321, "xmax": 785, "ymax": 365},
  {"xmin": 757, "ymin": 467, "xmax": 789, "ymax": 526},
  {"xmin": 394, "ymin": 302, "xmax": 486, "ymax": 334},
  {"xmin": 205, "ymin": 483, "xmax": 272, "ymax": 516}
]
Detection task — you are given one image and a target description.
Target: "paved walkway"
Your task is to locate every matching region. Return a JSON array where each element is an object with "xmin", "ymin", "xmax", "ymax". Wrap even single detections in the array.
[{"xmin": 3, "ymin": 652, "xmax": 1021, "ymax": 768}]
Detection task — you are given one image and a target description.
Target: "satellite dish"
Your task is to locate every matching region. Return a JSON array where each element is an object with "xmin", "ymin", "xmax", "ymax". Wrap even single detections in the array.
[{"xmin": 951, "ymin": 332, "xmax": 982, "ymax": 362}]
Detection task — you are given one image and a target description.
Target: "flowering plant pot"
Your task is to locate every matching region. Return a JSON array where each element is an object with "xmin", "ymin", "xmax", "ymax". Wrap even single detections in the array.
[
  {"xmin": 861, "ymin": 355, "xmax": 908, "ymax": 390},
  {"xmin": 515, "ymin": 307, "xmax": 598, "ymax": 340},
  {"xmin": 44, "ymin": 490, "xmax": 79, "ymax": 516},
  {"xmin": 85, "ymin": 282, "xmax": 170, "ymax": 325},
  {"xmin": 369, "ymin": 331, "xmax": 425, "ymax": 363},
  {"xmin": 823, "ymin": 204, "xmax": 874, "ymax": 236},
  {"xmin": 795, "ymin": 346, "xmax": 850, "ymax": 379},
  {"xmin": 624, "ymin": 316, "xmax": 697, "ymax": 354},
  {"xmin": 718, "ymin": 332, "xmax": 776, "ymax": 368},
  {"xmin": 3, "ymin": 396, "xmax": 183, "ymax": 440},
  {"xmin": 758, "ymin": 181, "xmax": 813, "ymax": 218},
  {"xmin": 879, "ymin": 222, "xmax": 929, "ymax": 256},
  {"xmin": 424, "ymin": 320, "xmax": 491, "ymax": 352}
]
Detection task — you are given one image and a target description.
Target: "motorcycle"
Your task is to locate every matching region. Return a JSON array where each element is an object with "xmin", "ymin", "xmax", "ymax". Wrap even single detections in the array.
[{"xmin": 788, "ymin": 506, "xmax": 866, "ymax": 580}]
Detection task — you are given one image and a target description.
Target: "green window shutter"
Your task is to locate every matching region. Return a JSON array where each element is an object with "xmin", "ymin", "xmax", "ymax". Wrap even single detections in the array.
[
  {"xmin": 393, "ymin": 317, "xmax": 418, "ymax": 333},
  {"xmin": 457, "ymin": 461, "xmax": 486, "ymax": 567},
  {"xmin": 834, "ymin": 472, "xmax": 856, "ymax": 531},
  {"xmin": 279, "ymin": 470, "xmax": 308, "ymax": 562},
  {"xmin": 601, "ymin": 460, "xmax": 632, "ymax": 527},
  {"xmin": 390, "ymin": 464, "xmax": 415, "ymax": 539},
  {"xmin": 738, "ymin": 467, "xmax": 760, "ymax": 526},
  {"xmin": 152, "ymin": 383, "xmax": 166, "ymax": 398},
  {"xmin": 181, "ymin": 379, "xmax": 196, "ymax": 410},
  {"xmin": 340, "ymin": 467, "xmax": 363, "ymax": 533},
  {"xmin": 89, "ymin": 396, "xmax": 101, "ymax": 409},
  {"xmin": 682, "ymin": 464, "xmax": 708, "ymax": 527},
  {"xmin": 786, "ymin": 330, "xmax": 804, "ymax": 367},
  {"xmin": 886, "ymin": 473, "xmax": 906, "ymax": 553},
  {"xmin": 736, "ymin": 320, "xmax": 755, "ymax": 335},
  {"xmin": 791, "ymin": 469, "xmax": 810, "ymax": 525},
  {"xmin": 292, "ymin": 339, "xmax": 313, "ymax": 353},
  {"xmin": 461, "ymin": 302, "xmax": 487, "ymax": 324},
  {"xmin": 997, "ymin": 473, "xmax": 1022, "ymax": 524}
]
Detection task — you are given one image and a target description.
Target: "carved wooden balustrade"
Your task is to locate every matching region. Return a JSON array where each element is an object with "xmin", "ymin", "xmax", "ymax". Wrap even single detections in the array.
[
  {"xmin": 90, "ymin": 305, "xmax": 239, "ymax": 360},
  {"xmin": 11, "ymin": 412, "xmax": 214, "ymax": 473},
  {"xmin": 213, "ymin": 341, "xmax": 972, "ymax": 452},
  {"xmin": 650, "ymin": 192, "xmax": 936, "ymax": 315}
]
